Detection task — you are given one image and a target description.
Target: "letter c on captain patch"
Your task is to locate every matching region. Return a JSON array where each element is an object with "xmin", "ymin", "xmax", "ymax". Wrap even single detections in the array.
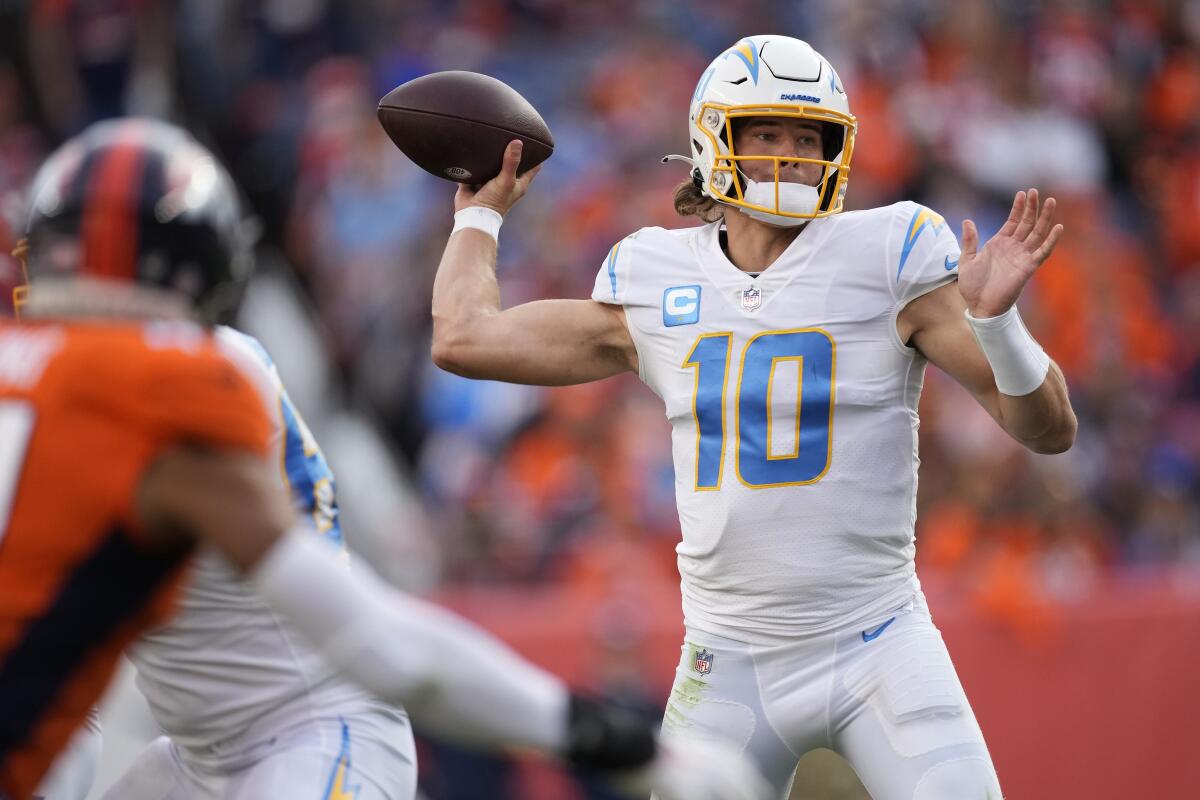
[{"xmin": 663, "ymin": 285, "xmax": 701, "ymax": 327}]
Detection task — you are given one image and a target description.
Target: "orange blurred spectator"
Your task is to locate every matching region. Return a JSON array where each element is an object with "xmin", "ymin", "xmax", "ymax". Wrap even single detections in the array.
[
  {"xmin": 970, "ymin": 518, "xmax": 1065, "ymax": 648},
  {"xmin": 917, "ymin": 498, "xmax": 984, "ymax": 573},
  {"xmin": 1143, "ymin": 47, "xmax": 1200, "ymax": 138},
  {"xmin": 844, "ymin": 69, "xmax": 919, "ymax": 205},
  {"xmin": 1023, "ymin": 193, "xmax": 1175, "ymax": 381},
  {"xmin": 1156, "ymin": 145, "xmax": 1200, "ymax": 275}
]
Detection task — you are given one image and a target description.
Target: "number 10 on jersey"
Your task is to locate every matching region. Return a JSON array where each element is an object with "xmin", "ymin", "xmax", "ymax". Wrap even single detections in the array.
[{"xmin": 684, "ymin": 329, "xmax": 835, "ymax": 490}]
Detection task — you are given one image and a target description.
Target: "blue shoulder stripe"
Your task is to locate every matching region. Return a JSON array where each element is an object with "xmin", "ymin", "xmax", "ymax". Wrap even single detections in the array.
[
  {"xmin": 224, "ymin": 328, "xmax": 276, "ymax": 370},
  {"xmin": 219, "ymin": 327, "xmax": 342, "ymax": 546},
  {"xmin": 606, "ymin": 240, "xmax": 623, "ymax": 300},
  {"xmin": 896, "ymin": 207, "xmax": 946, "ymax": 281},
  {"xmin": 279, "ymin": 392, "xmax": 342, "ymax": 546}
]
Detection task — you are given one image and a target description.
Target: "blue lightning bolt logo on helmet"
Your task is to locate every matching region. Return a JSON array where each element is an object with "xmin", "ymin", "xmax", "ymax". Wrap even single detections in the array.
[{"xmin": 725, "ymin": 38, "xmax": 762, "ymax": 84}]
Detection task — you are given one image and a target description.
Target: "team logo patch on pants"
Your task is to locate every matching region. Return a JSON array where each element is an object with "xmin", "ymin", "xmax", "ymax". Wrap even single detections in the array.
[{"xmin": 695, "ymin": 648, "xmax": 714, "ymax": 674}]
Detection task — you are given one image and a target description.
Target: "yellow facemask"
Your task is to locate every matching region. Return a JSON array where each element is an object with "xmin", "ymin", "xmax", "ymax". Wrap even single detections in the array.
[{"xmin": 694, "ymin": 103, "xmax": 857, "ymax": 221}]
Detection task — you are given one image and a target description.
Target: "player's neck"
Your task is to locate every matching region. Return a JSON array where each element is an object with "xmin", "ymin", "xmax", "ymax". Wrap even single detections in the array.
[
  {"xmin": 20, "ymin": 279, "xmax": 195, "ymax": 322},
  {"xmin": 720, "ymin": 212, "xmax": 806, "ymax": 273}
]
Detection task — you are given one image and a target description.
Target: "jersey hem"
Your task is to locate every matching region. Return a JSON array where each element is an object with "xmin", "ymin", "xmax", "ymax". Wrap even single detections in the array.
[{"xmin": 680, "ymin": 575, "xmax": 920, "ymax": 647}]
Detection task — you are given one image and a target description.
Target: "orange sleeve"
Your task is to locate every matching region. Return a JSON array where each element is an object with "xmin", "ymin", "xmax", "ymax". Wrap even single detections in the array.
[{"xmin": 135, "ymin": 345, "xmax": 273, "ymax": 456}]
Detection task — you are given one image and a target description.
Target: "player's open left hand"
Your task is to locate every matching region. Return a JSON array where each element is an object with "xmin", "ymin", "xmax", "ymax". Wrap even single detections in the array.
[
  {"xmin": 455, "ymin": 139, "xmax": 542, "ymax": 216},
  {"xmin": 957, "ymin": 188, "xmax": 1064, "ymax": 318}
]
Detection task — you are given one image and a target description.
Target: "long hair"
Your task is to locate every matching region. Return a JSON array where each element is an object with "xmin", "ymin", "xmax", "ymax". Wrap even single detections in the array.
[{"xmin": 673, "ymin": 179, "xmax": 723, "ymax": 223}]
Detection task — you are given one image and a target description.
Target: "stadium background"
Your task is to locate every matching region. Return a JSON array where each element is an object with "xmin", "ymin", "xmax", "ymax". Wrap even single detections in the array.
[{"xmin": 0, "ymin": 0, "xmax": 1197, "ymax": 798}]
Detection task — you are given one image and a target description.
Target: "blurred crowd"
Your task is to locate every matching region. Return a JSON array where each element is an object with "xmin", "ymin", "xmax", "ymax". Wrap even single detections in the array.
[{"xmin": 1, "ymin": 0, "xmax": 1198, "ymax": 638}]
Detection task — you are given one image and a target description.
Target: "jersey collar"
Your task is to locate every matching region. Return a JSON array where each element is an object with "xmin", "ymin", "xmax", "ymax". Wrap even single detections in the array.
[{"xmin": 691, "ymin": 217, "xmax": 835, "ymax": 316}]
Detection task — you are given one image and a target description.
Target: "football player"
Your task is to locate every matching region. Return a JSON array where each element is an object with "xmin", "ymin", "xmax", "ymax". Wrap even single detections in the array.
[
  {"xmin": 430, "ymin": 35, "xmax": 1076, "ymax": 800},
  {"xmin": 0, "ymin": 118, "xmax": 767, "ymax": 800}
]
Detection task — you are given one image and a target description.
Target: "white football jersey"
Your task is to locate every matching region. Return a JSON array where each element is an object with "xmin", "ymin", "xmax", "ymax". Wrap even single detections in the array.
[
  {"xmin": 592, "ymin": 201, "xmax": 961, "ymax": 643},
  {"xmin": 127, "ymin": 328, "xmax": 385, "ymax": 761}
]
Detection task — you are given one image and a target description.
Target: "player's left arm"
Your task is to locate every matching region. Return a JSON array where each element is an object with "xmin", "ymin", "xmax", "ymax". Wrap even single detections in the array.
[{"xmin": 898, "ymin": 189, "xmax": 1077, "ymax": 454}]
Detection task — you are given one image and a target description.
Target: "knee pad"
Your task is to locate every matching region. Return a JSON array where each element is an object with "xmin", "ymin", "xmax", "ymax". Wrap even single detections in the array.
[{"xmin": 913, "ymin": 756, "xmax": 1003, "ymax": 800}]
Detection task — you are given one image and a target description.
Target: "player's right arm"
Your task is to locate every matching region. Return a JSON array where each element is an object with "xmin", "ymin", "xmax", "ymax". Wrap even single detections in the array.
[
  {"xmin": 132, "ymin": 346, "xmax": 762, "ymax": 800},
  {"xmin": 136, "ymin": 454, "xmax": 764, "ymax": 800},
  {"xmin": 431, "ymin": 140, "xmax": 637, "ymax": 385}
]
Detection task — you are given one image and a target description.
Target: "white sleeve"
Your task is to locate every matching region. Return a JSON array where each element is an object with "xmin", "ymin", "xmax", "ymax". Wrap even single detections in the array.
[
  {"xmin": 250, "ymin": 529, "xmax": 569, "ymax": 753},
  {"xmin": 591, "ymin": 234, "xmax": 637, "ymax": 306},
  {"xmin": 891, "ymin": 202, "xmax": 962, "ymax": 309},
  {"xmin": 213, "ymin": 326, "xmax": 286, "ymax": 451}
]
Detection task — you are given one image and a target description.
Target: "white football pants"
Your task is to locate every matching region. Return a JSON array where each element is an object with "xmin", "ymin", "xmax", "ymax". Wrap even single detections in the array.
[
  {"xmin": 661, "ymin": 593, "xmax": 1003, "ymax": 800},
  {"xmin": 35, "ymin": 711, "xmax": 101, "ymax": 800},
  {"xmin": 100, "ymin": 707, "xmax": 416, "ymax": 799}
]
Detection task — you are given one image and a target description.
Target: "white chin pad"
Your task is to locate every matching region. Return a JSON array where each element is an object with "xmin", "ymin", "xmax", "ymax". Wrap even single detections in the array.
[{"xmin": 738, "ymin": 177, "xmax": 819, "ymax": 227}]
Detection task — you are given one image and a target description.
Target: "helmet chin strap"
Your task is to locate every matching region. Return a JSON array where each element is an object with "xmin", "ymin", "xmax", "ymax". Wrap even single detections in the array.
[
  {"xmin": 11, "ymin": 238, "xmax": 29, "ymax": 319},
  {"xmin": 735, "ymin": 177, "xmax": 818, "ymax": 227}
]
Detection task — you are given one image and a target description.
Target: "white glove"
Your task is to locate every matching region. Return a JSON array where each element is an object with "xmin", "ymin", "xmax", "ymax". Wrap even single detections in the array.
[{"xmin": 611, "ymin": 736, "xmax": 773, "ymax": 800}]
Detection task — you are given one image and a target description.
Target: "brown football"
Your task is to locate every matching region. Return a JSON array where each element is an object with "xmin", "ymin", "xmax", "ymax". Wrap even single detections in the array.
[{"xmin": 377, "ymin": 71, "xmax": 554, "ymax": 184}]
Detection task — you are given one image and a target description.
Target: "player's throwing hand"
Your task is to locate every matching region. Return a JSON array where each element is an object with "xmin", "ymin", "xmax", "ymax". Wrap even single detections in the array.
[
  {"xmin": 455, "ymin": 139, "xmax": 542, "ymax": 216},
  {"xmin": 957, "ymin": 188, "xmax": 1064, "ymax": 318}
]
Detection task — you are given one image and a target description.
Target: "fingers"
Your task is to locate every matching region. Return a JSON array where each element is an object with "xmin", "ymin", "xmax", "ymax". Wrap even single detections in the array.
[
  {"xmin": 1025, "ymin": 194, "xmax": 1056, "ymax": 249},
  {"xmin": 998, "ymin": 190, "xmax": 1026, "ymax": 237},
  {"xmin": 498, "ymin": 139, "xmax": 523, "ymax": 187},
  {"xmin": 961, "ymin": 218, "xmax": 979, "ymax": 257},
  {"xmin": 455, "ymin": 140, "xmax": 532, "ymax": 215},
  {"xmin": 1032, "ymin": 223, "xmax": 1065, "ymax": 263},
  {"xmin": 1013, "ymin": 188, "xmax": 1038, "ymax": 240}
]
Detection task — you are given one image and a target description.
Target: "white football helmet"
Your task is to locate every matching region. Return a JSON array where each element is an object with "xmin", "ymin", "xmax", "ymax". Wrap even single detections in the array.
[{"xmin": 683, "ymin": 36, "xmax": 857, "ymax": 225}]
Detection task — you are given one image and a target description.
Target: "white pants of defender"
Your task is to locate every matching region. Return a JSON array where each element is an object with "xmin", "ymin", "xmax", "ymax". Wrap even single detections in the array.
[
  {"xmin": 100, "ymin": 708, "xmax": 416, "ymax": 800},
  {"xmin": 36, "ymin": 714, "xmax": 102, "ymax": 800},
  {"xmin": 661, "ymin": 593, "xmax": 1003, "ymax": 800}
]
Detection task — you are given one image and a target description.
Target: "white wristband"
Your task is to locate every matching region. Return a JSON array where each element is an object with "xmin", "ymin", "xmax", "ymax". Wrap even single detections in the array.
[
  {"xmin": 964, "ymin": 306, "xmax": 1050, "ymax": 396},
  {"xmin": 452, "ymin": 206, "xmax": 503, "ymax": 242}
]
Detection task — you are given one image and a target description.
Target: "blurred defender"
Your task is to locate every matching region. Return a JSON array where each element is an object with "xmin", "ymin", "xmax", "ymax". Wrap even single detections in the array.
[
  {"xmin": 107, "ymin": 322, "xmax": 419, "ymax": 799},
  {"xmin": 431, "ymin": 36, "xmax": 1076, "ymax": 799},
  {"xmin": 0, "ymin": 118, "xmax": 767, "ymax": 800}
]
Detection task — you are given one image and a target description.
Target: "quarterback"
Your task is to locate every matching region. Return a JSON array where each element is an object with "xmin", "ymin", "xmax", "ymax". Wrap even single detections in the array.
[{"xmin": 431, "ymin": 36, "xmax": 1076, "ymax": 799}]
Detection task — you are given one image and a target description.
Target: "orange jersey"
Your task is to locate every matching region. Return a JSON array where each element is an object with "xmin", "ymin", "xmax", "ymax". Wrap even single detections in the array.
[{"xmin": 0, "ymin": 319, "xmax": 272, "ymax": 799}]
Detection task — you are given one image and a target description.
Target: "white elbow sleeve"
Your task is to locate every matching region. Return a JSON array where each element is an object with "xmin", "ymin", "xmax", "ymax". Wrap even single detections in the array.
[
  {"xmin": 249, "ymin": 529, "xmax": 568, "ymax": 753},
  {"xmin": 964, "ymin": 306, "xmax": 1050, "ymax": 396}
]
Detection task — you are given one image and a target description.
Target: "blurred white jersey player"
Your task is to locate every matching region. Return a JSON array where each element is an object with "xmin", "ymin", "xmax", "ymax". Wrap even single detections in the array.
[
  {"xmin": 107, "ymin": 327, "xmax": 414, "ymax": 799},
  {"xmin": 430, "ymin": 34, "xmax": 1074, "ymax": 800},
  {"xmin": 14, "ymin": 116, "xmax": 769, "ymax": 800}
]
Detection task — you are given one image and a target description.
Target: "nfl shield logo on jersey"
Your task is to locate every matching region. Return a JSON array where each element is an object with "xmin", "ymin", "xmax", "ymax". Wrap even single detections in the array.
[
  {"xmin": 740, "ymin": 287, "xmax": 762, "ymax": 312},
  {"xmin": 694, "ymin": 648, "xmax": 714, "ymax": 674}
]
